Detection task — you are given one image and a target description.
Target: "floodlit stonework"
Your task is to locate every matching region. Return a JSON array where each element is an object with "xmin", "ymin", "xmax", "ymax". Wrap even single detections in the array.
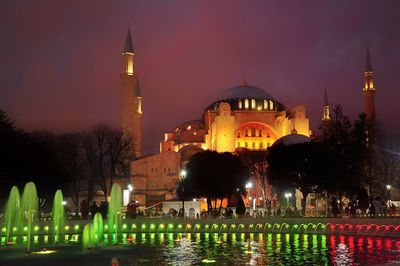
[{"xmin": 123, "ymin": 30, "xmax": 375, "ymax": 207}]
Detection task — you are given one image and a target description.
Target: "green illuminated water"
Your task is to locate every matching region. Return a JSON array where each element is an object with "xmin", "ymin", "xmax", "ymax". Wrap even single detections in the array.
[
  {"xmin": 93, "ymin": 212, "xmax": 104, "ymax": 246},
  {"xmin": 20, "ymin": 182, "xmax": 38, "ymax": 253},
  {"xmin": 82, "ymin": 223, "xmax": 94, "ymax": 251},
  {"xmin": 20, "ymin": 182, "xmax": 38, "ymax": 223},
  {"xmin": 108, "ymin": 183, "xmax": 122, "ymax": 239},
  {"xmin": 0, "ymin": 233, "xmax": 398, "ymax": 265},
  {"xmin": 52, "ymin": 190, "xmax": 64, "ymax": 242},
  {"xmin": 4, "ymin": 186, "xmax": 20, "ymax": 241}
]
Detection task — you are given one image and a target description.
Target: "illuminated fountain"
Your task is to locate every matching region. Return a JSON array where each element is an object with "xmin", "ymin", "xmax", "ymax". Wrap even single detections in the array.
[
  {"xmin": 52, "ymin": 189, "xmax": 64, "ymax": 243},
  {"xmin": 93, "ymin": 212, "xmax": 104, "ymax": 246},
  {"xmin": 21, "ymin": 182, "xmax": 38, "ymax": 254},
  {"xmin": 4, "ymin": 186, "xmax": 20, "ymax": 242},
  {"xmin": 108, "ymin": 183, "xmax": 122, "ymax": 243},
  {"xmin": 82, "ymin": 223, "xmax": 94, "ymax": 251},
  {"xmin": 1, "ymin": 182, "xmax": 400, "ymax": 264}
]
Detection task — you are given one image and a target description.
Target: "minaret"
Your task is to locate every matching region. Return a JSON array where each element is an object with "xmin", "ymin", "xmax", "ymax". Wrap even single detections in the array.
[
  {"xmin": 363, "ymin": 45, "xmax": 375, "ymax": 121},
  {"xmin": 322, "ymin": 87, "xmax": 330, "ymax": 121},
  {"xmin": 121, "ymin": 27, "xmax": 142, "ymax": 157}
]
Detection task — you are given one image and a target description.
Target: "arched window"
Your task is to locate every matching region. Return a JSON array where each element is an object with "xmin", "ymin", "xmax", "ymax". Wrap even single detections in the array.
[
  {"xmin": 236, "ymin": 131, "xmax": 240, "ymax": 138},
  {"xmin": 245, "ymin": 142, "xmax": 248, "ymax": 148},
  {"xmin": 252, "ymin": 142, "xmax": 256, "ymax": 148},
  {"xmin": 251, "ymin": 99, "xmax": 256, "ymax": 109},
  {"xmin": 237, "ymin": 142, "xmax": 240, "ymax": 147},
  {"xmin": 259, "ymin": 142, "xmax": 263, "ymax": 149},
  {"xmin": 269, "ymin": 100, "xmax": 274, "ymax": 110},
  {"xmin": 244, "ymin": 99, "xmax": 249, "ymax": 109},
  {"xmin": 238, "ymin": 100, "xmax": 242, "ymax": 109},
  {"xmin": 264, "ymin": 100, "xmax": 268, "ymax": 110}
]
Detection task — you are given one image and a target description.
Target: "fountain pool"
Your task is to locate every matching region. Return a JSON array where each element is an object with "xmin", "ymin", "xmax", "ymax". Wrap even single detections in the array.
[
  {"xmin": 1, "ymin": 183, "xmax": 400, "ymax": 265},
  {"xmin": 0, "ymin": 233, "xmax": 399, "ymax": 265}
]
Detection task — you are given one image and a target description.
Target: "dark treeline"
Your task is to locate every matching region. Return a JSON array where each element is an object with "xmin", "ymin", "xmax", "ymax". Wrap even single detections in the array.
[
  {"xmin": 266, "ymin": 105, "xmax": 400, "ymax": 215},
  {"xmin": 0, "ymin": 109, "xmax": 134, "ymax": 213}
]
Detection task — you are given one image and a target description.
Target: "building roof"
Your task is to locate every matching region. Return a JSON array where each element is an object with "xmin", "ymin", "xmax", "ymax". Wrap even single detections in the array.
[
  {"xmin": 217, "ymin": 83, "xmax": 274, "ymax": 101},
  {"xmin": 205, "ymin": 82, "xmax": 285, "ymax": 111},
  {"xmin": 272, "ymin": 133, "xmax": 310, "ymax": 146},
  {"xmin": 176, "ymin": 119, "xmax": 204, "ymax": 129}
]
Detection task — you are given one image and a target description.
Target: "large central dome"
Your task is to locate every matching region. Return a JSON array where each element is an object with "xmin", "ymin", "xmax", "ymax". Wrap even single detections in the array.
[
  {"xmin": 217, "ymin": 83, "xmax": 274, "ymax": 101},
  {"xmin": 206, "ymin": 82, "xmax": 285, "ymax": 111}
]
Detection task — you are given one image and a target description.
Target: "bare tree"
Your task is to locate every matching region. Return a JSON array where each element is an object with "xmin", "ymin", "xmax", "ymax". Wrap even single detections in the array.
[
  {"xmin": 377, "ymin": 133, "xmax": 400, "ymax": 197},
  {"xmin": 108, "ymin": 129, "xmax": 135, "ymax": 188},
  {"xmin": 239, "ymin": 150, "xmax": 269, "ymax": 206},
  {"xmin": 83, "ymin": 125, "xmax": 135, "ymax": 202},
  {"xmin": 58, "ymin": 132, "xmax": 85, "ymax": 213},
  {"xmin": 83, "ymin": 125, "xmax": 110, "ymax": 203}
]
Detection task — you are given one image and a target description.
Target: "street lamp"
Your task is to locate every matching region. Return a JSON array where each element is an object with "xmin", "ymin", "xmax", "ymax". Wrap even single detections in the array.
[
  {"xmin": 245, "ymin": 182, "xmax": 253, "ymax": 189},
  {"xmin": 245, "ymin": 182, "xmax": 253, "ymax": 208},
  {"xmin": 386, "ymin": 185, "xmax": 391, "ymax": 202},
  {"xmin": 180, "ymin": 169, "xmax": 187, "ymax": 218},
  {"xmin": 284, "ymin": 192, "xmax": 292, "ymax": 207}
]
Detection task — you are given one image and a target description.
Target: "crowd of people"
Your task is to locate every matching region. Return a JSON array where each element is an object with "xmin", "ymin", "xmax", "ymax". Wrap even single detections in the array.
[
  {"xmin": 72, "ymin": 197, "xmax": 397, "ymax": 220},
  {"xmin": 330, "ymin": 196, "xmax": 397, "ymax": 218}
]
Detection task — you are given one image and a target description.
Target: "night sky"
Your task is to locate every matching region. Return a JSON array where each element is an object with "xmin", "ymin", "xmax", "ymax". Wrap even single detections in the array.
[{"xmin": 1, "ymin": 1, "xmax": 399, "ymax": 155}]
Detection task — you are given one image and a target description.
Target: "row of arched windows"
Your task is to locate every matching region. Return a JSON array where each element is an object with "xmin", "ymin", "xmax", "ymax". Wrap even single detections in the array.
[
  {"xmin": 238, "ymin": 99, "xmax": 274, "ymax": 110},
  {"xmin": 236, "ymin": 128, "xmax": 271, "ymax": 138},
  {"xmin": 237, "ymin": 142, "xmax": 271, "ymax": 149}
]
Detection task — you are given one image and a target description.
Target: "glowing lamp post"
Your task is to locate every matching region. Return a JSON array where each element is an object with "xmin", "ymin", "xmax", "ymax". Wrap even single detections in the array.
[
  {"xmin": 245, "ymin": 182, "xmax": 253, "ymax": 208},
  {"xmin": 123, "ymin": 184, "xmax": 133, "ymax": 206},
  {"xmin": 245, "ymin": 182, "xmax": 253, "ymax": 189},
  {"xmin": 180, "ymin": 169, "xmax": 187, "ymax": 219},
  {"xmin": 284, "ymin": 193, "xmax": 292, "ymax": 208},
  {"xmin": 386, "ymin": 185, "xmax": 391, "ymax": 202}
]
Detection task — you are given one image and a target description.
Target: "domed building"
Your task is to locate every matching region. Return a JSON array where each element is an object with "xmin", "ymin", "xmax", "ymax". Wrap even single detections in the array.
[
  {"xmin": 123, "ymin": 29, "xmax": 378, "ymax": 210},
  {"xmin": 131, "ymin": 80, "xmax": 310, "ymax": 207},
  {"xmin": 160, "ymin": 81, "xmax": 310, "ymax": 153}
]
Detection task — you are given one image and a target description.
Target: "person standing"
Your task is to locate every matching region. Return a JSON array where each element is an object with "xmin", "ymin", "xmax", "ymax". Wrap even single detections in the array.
[{"xmin": 330, "ymin": 197, "xmax": 339, "ymax": 218}]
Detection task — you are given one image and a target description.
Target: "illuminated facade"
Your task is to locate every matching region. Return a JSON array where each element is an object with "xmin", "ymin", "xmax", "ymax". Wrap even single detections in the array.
[
  {"xmin": 161, "ymin": 81, "xmax": 310, "ymax": 154},
  {"xmin": 131, "ymin": 80, "xmax": 311, "ymax": 206}
]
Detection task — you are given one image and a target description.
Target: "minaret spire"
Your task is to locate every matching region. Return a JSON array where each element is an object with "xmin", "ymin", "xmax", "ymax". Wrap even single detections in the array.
[
  {"xmin": 124, "ymin": 26, "xmax": 134, "ymax": 54},
  {"xmin": 365, "ymin": 44, "xmax": 372, "ymax": 72},
  {"xmin": 322, "ymin": 87, "xmax": 330, "ymax": 121},
  {"xmin": 121, "ymin": 26, "xmax": 142, "ymax": 157},
  {"xmin": 363, "ymin": 44, "xmax": 375, "ymax": 121}
]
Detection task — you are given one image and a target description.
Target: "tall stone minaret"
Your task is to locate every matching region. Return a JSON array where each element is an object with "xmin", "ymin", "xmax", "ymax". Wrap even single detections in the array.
[
  {"xmin": 121, "ymin": 27, "xmax": 142, "ymax": 157},
  {"xmin": 363, "ymin": 45, "xmax": 375, "ymax": 121},
  {"xmin": 322, "ymin": 87, "xmax": 330, "ymax": 121}
]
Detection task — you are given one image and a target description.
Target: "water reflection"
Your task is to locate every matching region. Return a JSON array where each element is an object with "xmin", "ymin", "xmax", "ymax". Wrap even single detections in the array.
[{"xmin": 0, "ymin": 233, "xmax": 399, "ymax": 265}]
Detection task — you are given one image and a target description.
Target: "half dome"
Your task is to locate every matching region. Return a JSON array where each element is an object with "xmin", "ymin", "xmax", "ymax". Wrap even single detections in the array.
[{"xmin": 272, "ymin": 133, "xmax": 310, "ymax": 146}]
